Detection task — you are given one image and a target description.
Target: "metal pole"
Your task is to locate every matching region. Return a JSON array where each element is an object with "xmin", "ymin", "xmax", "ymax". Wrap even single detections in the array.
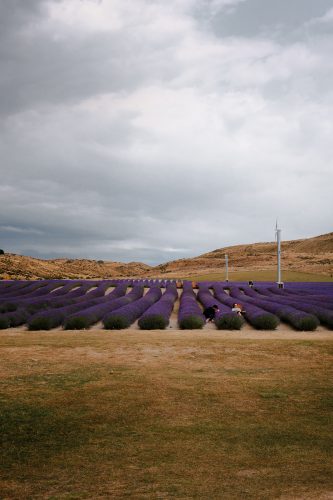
[
  {"xmin": 225, "ymin": 253, "xmax": 229, "ymax": 282},
  {"xmin": 276, "ymin": 227, "xmax": 282, "ymax": 284}
]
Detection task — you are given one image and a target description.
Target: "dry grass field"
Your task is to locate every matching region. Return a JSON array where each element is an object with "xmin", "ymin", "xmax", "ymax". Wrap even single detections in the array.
[
  {"xmin": 0, "ymin": 328, "xmax": 332, "ymax": 499},
  {"xmin": 184, "ymin": 270, "xmax": 333, "ymax": 283},
  {"xmin": 1, "ymin": 232, "xmax": 332, "ymax": 281}
]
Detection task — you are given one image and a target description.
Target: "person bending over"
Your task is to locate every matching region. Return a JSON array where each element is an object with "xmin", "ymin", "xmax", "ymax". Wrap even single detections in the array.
[
  {"xmin": 231, "ymin": 303, "xmax": 245, "ymax": 316},
  {"xmin": 203, "ymin": 304, "xmax": 220, "ymax": 323}
]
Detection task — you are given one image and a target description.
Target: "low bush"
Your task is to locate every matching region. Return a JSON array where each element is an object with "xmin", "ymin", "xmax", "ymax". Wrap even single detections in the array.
[
  {"xmin": 282, "ymin": 313, "xmax": 319, "ymax": 331},
  {"xmin": 25, "ymin": 301, "xmax": 53, "ymax": 314},
  {"xmin": 28, "ymin": 315, "xmax": 58, "ymax": 330},
  {"xmin": 179, "ymin": 315, "xmax": 204, "ymax": 329},
  {"xmin": 250, "ymin": 314, "xmax": 280, "ymax": 330},
  {"xmin": 63, "ymin": 316, "xmax": 92, "ymax": 330},
  {"xmin": 319, "ymin": 311, "xmax": 333, "ymax": 329},
  {"xmin": 215, "ymin": 314, "xmax": 244, "ymax": 330},
  {"xmin": 138, "ymin": 314, "xmax": 168, "ymax": 330},
  {"xmin": 3, "ymin": 309, "xmax": 28, "ymax": 327},
  {"xmin": 28, "ymin": 317, "xmax": 54, "ymax": 331},
  {"xmin": 103, "ymin": 315, "xmax": 130, "ymax": 329},
  {"xmin": 0, "ymin": 303, "xmax": 17, "ymax": 313},
  {"xmin": 0, "ymin": 316, "xmax": 10, "ymax": 329}
]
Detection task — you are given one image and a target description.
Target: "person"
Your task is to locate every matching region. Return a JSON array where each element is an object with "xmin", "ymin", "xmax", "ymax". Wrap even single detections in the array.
[
  {"xmin": 232, "ymin": 303, "xmax": 245, "ymax": 316},
  {"xmin": 203, "ymin": 304, "xmax": 220, "ymax": 323}
]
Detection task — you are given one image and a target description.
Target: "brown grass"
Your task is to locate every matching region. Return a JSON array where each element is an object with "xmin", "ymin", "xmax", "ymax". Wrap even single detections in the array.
[
  {"xmin": 1, "ymin": 232, "xmax": 332, "ymax": 280},
  {"xmin": 182, "ymin": 270, "xmax": 333, "ymax": 282},
  {"xmin": 0, "ymin": 329, "xmax": 332, "ymax": 499}
]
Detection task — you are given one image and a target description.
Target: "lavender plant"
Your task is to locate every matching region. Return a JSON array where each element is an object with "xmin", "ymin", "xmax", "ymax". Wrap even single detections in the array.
[
  {"xmin": 178, "ymin": 281, "xmax": 205, "ymax": 329},
  {"xmin": 138, "ymin": 284, "xmax": 178, "ymax": 329},
  {"xmin": 64, "ymin": 285, "xmax": 144, "ymax": 330},
  {"xmin": 103, "ymin": 286, "xmax": 162, "ymax": 329}
]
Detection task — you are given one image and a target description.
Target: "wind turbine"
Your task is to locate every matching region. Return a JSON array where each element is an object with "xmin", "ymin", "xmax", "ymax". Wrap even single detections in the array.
[{"xmin": 275, "ymin": 220, "xmax": 283, "ymax": 287}]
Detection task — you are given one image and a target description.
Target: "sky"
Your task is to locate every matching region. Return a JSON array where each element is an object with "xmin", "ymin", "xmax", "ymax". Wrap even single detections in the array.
[{"xmin": 1, "ymin": 0, "xmax": 333, "ymax": 265}]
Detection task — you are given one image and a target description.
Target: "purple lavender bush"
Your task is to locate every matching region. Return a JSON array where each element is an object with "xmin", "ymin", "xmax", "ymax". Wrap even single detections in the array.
[
  {"xmin": 178, "ymin": 281, "xmax": 205, "ymax": 329},
  {"xmin": 0, "ymin": 315, "xmax": 10, "ymax": 329},
  {"xmin": 0, "ymin": 280, "xmax": 73, "ymax": 313},
  {"xmin": 197, "ymin": 285, "xmax": 244, "ymax": 330},
  {"xmin": 27, "ymin": 284, "xmax": 127, "ymax": 330},
  {"xmin": 237, "ymin": 286, "xmax": 319, "ymax": 331},
  {"xmin": 0, "ymin": 308, "xmax": 29, "ymax": 329},
  {"xmin": 103, "ymin": 286, "xmax": 162, "ymax": 329},
  {"xmin": 64, "ymin": 285, "xmax": 143, "ymax": 330},
  {"xmin": 214, "ymin": 285, "xmax": 280, "ymax": 330},
  {"xmin": 0, "ymin": 281, "xmax": 31, "ymax": 297},
  {"xmin": 138, "ymin": 284, "xmax": 178, "ymax": 329},
  {"xmin": 0, "ymin": 281, "xmax": 50, "ymax": 303}
]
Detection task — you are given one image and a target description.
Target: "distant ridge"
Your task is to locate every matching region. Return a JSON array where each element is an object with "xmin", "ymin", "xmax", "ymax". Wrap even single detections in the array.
[
  {"xmin": 0, "ymin": 232, "xmax": 332, "ymax": 280},
  {"xmin": 154, "ymin": 232, "xmax": 333, "ymax": 278}
]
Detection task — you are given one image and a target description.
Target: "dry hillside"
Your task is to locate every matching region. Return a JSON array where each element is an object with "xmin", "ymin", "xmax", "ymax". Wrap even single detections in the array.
[
  {"xmin": 0, "ymin": 232, "xmax": 332, "ymax": 280},
  {"xmin": 155, "ymin": 232, "xmax": 333, "ymax": 278}
]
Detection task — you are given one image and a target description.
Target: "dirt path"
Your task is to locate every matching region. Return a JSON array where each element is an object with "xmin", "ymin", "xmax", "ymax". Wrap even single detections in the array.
[{"xmin": 1, "ymin": 324, "xmax": 332, "ymax": 340}]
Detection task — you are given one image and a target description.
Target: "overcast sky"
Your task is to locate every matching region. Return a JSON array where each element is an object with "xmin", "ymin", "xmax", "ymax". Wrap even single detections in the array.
[{"xmin": 1, "ymin": 0, "xmax": 332, "ymax": 265}]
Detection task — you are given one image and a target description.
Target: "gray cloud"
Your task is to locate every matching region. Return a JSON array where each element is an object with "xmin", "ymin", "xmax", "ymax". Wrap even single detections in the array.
[
  {"xmin": 0, "ymin": 0, "xmax": 332, "ymax": 265},
  {"xmin": 209, "ymin": 0, "xmax": 333, "ymax": 39}
]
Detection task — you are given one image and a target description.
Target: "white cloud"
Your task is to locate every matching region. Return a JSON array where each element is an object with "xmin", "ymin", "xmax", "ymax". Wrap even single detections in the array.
[
  {"xmin": 0, "ymin": 0, "xmax": 332, "ymax": 263},
  {"xmin": 307, "ymin": 6, "xmax": 333, "ymax": 26}
]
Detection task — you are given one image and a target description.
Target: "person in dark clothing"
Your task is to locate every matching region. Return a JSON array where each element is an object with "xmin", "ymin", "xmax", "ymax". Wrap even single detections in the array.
[{"xmin": 203, "ymin": 304, "xmax": 220, "ymax": 323}]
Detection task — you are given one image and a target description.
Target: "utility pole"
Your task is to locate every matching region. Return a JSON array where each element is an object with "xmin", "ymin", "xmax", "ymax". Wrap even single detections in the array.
[
  {"xmin": 225, "ymin": 253, "xmax": 229, "ymax": 282},
  {"xmin": 275, "ymin": 221, "xmax": 283, "ymax": 288}
]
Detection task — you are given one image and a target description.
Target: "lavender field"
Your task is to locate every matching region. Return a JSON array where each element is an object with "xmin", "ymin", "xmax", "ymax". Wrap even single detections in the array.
[{"xmin": 0, "ymin": 279, "xmax": 332, "ymax": 332}]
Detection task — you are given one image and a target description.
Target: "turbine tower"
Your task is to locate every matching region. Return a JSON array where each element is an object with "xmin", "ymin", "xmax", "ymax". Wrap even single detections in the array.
[
  {"xmin": 275, "ymin": 220, "xmax": 283, "ymax": 287},
  {"xmin": 225, "ymin": 253, "xmax": 229, "ymax": 282}
]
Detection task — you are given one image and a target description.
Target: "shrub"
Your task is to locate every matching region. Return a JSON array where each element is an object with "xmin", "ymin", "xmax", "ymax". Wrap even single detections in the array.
[
  {"xmin": 318, "ymin": 311, "xmax": 333, "ymax": 329},
  {"xmin": 282, "ymin": 312, "xmax": 319, "ymax": 331},
  {"xmin": 64, "ymin": 316, "xmax": 92, "ymax": 330},
  {"xmin": 138, "ymin": 314, "xmax": 168, "ymax": 330},
  {"xmin": 138, "ymin": 285, "xmax": 177, "ymax": 330},
  {"xmin": 103, "ymin": 315, "xmax": 130, "ymax": 329},
  {"xmin": 103, "ymin": 286, "xmax": 162, "ymax": 330},
  {"xmin": 28, "ymin": 317, "xmax": 54, "ymax": 331},
  {"xmin": 251, "ymin": 314, "xmax": 280, "ymax": 330},
  {"xmin": 179, "ymin": 315, "xmax": 204, "ymax": 329},
  {"xmin": 0, "ymin": 249, "xmax": 4, "ymax": 255},
  {"xmin": 178, "ymin": 282, "xmax": 205, "ymax": 328},
  {"xmin": 0, "ymin": 316, "xmax": 10, "ymax": 329},
  {"xmin": 215, "ymin": 314, "xmax": 244, "ymax": 330},
  {"xmin": 0, "ymin": 302, "xmax": 17, "ymax": 313}
]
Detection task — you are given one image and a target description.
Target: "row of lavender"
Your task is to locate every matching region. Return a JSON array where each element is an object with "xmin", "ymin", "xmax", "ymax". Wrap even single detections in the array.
[{"xmin": 0, "ymin": 279, "xmax": 332, "ymax": 331}]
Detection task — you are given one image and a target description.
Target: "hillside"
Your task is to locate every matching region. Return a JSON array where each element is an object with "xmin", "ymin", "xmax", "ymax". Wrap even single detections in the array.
[
  {"xmin": 155, "ymin": 232, "xmax": 333, "ymax": 279},
  {"xmin": 0, "ymin": 254, "xmax": 152, "ymax": 280},
  {"xmin": 0, "ymin": 232, "xmax": 332, "ymax": 280}
]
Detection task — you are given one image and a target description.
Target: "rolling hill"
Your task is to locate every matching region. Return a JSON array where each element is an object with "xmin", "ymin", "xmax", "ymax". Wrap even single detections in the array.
[{"xmin": 0, "ymin": 232, "xmax": 332, "ymax": 281}]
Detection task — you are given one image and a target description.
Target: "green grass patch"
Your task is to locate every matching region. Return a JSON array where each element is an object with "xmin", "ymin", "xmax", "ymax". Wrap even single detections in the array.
[
  {"xmin": 259, "ymin": 390, "xmax": 289, "ymax": 400},
  {"xmin": 0, "ymin": 400, "xmax": 89, "ymax": 468},
  {"xmin": 182, "ymin": 270, "xmax": 333, "ymax": 282}
]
